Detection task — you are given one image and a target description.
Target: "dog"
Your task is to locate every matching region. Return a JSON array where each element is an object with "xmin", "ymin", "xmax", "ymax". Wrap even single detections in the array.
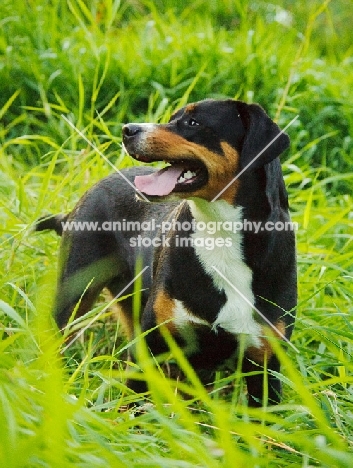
[{"xmin": 36, "ymin": 98, "xmax": 297, "ymax": 406}]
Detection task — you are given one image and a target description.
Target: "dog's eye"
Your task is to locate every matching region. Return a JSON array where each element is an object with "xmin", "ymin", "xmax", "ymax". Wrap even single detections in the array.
[{"xmin": 186, "ymin": 118, "xmax": 199, "ymax": 127}]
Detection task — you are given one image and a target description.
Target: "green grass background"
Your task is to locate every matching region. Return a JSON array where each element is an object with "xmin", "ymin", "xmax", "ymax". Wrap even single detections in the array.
[{"xmin": 1, "ymin": 0, "xmax": 352, "ymax": 466}]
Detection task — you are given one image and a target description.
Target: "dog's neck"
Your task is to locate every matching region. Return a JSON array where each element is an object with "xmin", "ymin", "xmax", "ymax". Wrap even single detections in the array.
[
  {"xmin": 187, "ymin": 197, "xmax": 242, "ymax": 226},
  {"xmin": 186, "ymin": 197, "xmax": 245, "ymax": 266}
]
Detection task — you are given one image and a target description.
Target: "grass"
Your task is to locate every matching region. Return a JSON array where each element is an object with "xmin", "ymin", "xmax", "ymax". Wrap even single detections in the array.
[{"xmin": 1, "ymin": 0, "xmax": 353, "ymax": 466}]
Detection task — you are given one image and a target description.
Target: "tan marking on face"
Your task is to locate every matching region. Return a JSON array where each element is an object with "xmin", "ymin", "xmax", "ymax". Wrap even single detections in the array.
[
  {"xmin": 245, "ymin": 321, "xmax": 287, "ymax": 364},
  {"xmin": 185, "ymin": 103, "xmax": 197, "ymax": 113},
  {"xmin": 154, "ymin": 290, "xmax": 177, "ymax": 333},
  {"xmin": 144, "ymin": 129, "xmax": 241, "ymax": 203}
]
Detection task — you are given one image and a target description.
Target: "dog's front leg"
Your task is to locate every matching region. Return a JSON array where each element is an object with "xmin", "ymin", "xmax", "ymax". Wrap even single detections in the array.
[{"xmin": 243, "ymin": 354, "xmax": 281, "ymax": 407}]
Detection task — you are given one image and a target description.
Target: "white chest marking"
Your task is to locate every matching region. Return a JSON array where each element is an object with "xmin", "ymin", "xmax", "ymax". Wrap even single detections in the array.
[{"xmin": 186, "ymin": 198, "xmax": 262, "ymax": 348}]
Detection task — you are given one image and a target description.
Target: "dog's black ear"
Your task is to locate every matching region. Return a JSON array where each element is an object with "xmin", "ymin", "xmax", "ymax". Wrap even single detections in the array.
[{"xmin": 236, "ymin": 102, "xmax": 289, "ymax": 169}]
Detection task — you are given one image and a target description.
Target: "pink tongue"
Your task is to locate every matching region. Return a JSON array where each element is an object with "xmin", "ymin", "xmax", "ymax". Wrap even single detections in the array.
[{"xmin": 134, "ymin": 166, "xmax": 184, "ymax": 196}]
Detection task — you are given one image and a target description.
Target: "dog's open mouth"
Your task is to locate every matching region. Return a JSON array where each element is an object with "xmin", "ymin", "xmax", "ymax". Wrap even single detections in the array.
[{"xmin": 134, "ymin": 160, "xmax": 208, "ymax": 196}]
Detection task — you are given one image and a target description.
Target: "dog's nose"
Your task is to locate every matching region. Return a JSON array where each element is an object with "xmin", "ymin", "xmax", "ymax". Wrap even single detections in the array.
[{"xmin": 122, "ymin": 124, "xmax": 142, "ymax": 138}]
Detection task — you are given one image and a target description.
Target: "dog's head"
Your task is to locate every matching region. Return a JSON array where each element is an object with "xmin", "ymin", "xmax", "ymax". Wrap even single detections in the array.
[{"xmin": 122, "ymin": 99, "xmax": 289, "ymax": 203}]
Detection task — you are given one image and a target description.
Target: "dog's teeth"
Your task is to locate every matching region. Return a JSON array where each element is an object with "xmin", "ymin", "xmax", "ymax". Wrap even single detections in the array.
[
  {"xmin": 184, "ymin": 170, "xmax": 196, "ymax": 180},
  {"xmin": 178, "ymin": 170, "xmax": 197, "ymax": 183}
]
